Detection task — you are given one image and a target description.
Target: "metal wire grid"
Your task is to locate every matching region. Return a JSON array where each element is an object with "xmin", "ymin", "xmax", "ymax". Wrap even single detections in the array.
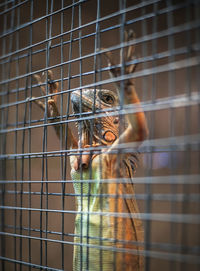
[{"xmin": 0, "ymin": 0, "xmax": 200, "ymax": 270}]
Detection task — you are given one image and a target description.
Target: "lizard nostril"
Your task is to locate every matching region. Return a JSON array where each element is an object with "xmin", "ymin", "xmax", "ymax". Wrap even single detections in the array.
[
  {"xmin": 80, "ymin": 154, "xmax": 91, "ymax": 170},
  {"xmin": 73, "ymin": 154, "xmax": 91, "ymax": 171},
  {"xmin": 76, "ymin": 154, "xmax": 91, "ymax": 170},
  {"xmin": 81, "ymin": 163, "xmax": 88, "ymax": 170}
]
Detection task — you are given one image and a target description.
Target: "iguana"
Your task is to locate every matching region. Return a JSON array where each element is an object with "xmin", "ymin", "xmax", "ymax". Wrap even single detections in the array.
[{"xmin": 32, "ymin": 30, "xmax": 148, "ymax": 271}]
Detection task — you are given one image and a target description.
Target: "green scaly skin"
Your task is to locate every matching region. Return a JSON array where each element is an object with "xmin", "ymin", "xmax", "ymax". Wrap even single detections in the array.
[
  {"xmin": 71, "ymin": 160, "xmax": 115, "ymax": 271},
  {"xmin": 70, "ymin": 151, "xmax": 144, "ymax": 271}
]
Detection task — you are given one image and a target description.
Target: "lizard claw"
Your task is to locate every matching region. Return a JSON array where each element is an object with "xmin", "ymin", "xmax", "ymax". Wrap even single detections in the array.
[
  {"xmin": 33, "ymin": 74, "xmax": 46, "ymax": 96},
  {"xmin": 103, "ymin": 29, "xmax": 137, "ymax": 78},
  {"xmin": 124, "ymin": 29, "xmax": 136, "ymax": 61},
  {"xmin": 102, "ymin": 48, "xmax": 121, "ymax": 78},
  {"xmin": 102, "ymin": 49, "xmax": 115, "ymax": 67},
  {"xmin": 31, "ymin": 70, "xmax": 59, "ymax": 117},
  {"xmin": 47, "ymin": 70, "xmax": 59, "ymax": 99},
  {"xmin": 123, "ymin": 29, "xmax": 137, "ymax": 74}
]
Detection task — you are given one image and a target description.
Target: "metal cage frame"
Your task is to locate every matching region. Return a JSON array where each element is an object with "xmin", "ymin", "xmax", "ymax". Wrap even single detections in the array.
[{"xmin": 0, "ymin": 0, "xmax": 200, "ymax": 270}]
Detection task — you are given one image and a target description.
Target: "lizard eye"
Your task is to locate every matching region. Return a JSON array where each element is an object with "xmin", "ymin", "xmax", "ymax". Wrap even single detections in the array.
[
  {"xmin": 98, "ymin": 92, "xmax": 115, "ymax": 105},
  {"xmin": 103, "ymin": 130, "xmax": 116, "ymax": 142}
]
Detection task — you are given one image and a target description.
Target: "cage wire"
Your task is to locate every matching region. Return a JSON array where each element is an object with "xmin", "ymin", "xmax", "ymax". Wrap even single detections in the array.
[{"xmin": 0, "ymin": 0, "xmax": 200, "ymax": 270}]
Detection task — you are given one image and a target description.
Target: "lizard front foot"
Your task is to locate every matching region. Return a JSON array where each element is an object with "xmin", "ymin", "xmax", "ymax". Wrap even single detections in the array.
[
  {"xmin": 104, "ymin": 29, "xmax": 137, "ymax": 81},
  {"xmin": 31, "ymin": 70, "xmax": 59, "ymax": 119}
]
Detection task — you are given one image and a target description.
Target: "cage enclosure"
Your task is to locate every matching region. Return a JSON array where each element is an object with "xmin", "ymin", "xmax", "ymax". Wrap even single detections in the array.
[{"xmin": 0, "ymin": 0, "xmax": 200, "ymax": 271}]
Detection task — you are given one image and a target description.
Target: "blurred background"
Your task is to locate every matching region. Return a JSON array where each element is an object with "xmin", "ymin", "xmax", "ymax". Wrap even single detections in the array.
[{"xmin": 0, "ymin": 0, "xmax": 200, "ymax": 270}]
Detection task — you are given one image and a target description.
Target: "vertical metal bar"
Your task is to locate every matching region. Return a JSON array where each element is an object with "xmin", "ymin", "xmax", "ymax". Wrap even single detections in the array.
[
  {"xmin": 166, "ymin": 2, "xmax": 177, "ymax": 271},
  {"xmin": 60, "ymin": 0, "xmax": 65, "ymax": 269},
  {"xmin": 85, "ymin": 0, "xmax": 100, "ymax": 267},
  {"xmin": 0, "ymin": 3, "xmax": 10, "ymax": 270},
  {"xmin": 89, "ymin": 1, "xmax": 101, "ymax": 269},
  {"xmin": 40, "ymin": 0, "xmax": 53, "ymax": 268},
  {"xmin": 45, "ymin": 111, "xmax": 49, "ymax": 270},
  {"xmin": 62, "ymin": 1, "xmax": 76, "ymax": 270},
  {"xmin": 119, "ymin": 3, "xmax": 125, "ymax": 269},
  {"xmin": 40, "ymin": 125, "xmax": 45, "ymax": 270},
  {"xmin": 45, "ymin": 1, "xmax": 53, "ymax": 267},
  {"xmin": 141, "ymin": 4, "xmax": 149, "ymax": 269},
  {"xmin": 64, "ymin": 0, "xmax": 75, "ymax": 157},
  {"xmin": 3, "ymin": 2, "xmax": 18, "ymax": 271},
  {"xmin": 195, "ymin": 0, "xmax": 200, "ymax": 260},
  {"xmin": 40, "ymin": 0, "xmax": 50, "ymax": 268},
  {"xmin": 145, "ymin": 2, "xmax": 158, "ymax": 271},
  {"xmin": 141, "ymin": 0, "xmax": 148, "ymax": 102},
  {"xmin": 48, "ymin": 0, "xmax": 54, "ymax": 50},
  {"xmin": 116, "ymin": 1, "xmax": 126, "ymax": 270},
  {"xmin": 40, "ymin": 122, "xmax": 46, "ymax": 270},
  {"xmin": 20, "ymin": 52, "xmax": 30, "ymax": 271},
  {"xmin": 14, "ymin": 1, "xmax": 20, "ymax": 270},
  {"xmin": 78, "ymin": 1, "xmax": 84, "ymax": 270},
  {"xmin": 28, "ymin": 1, "xmax": 34, "ymax": 270},
  {"xmin": 180, "ymin": 4, "xmax": 192, "ymax": 271}
]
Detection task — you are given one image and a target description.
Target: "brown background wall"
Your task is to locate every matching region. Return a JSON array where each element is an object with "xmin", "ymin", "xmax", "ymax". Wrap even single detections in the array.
[{"xmin": 0, "ymin": 0, "xmax": 199, "ymax": 270}]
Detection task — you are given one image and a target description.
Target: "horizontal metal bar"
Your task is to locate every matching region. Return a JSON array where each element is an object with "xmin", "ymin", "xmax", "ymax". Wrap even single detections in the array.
[
  {"xmin": 0, "ymin": 18, "xmax": 199, "ymax": 87},
  {"xmin": 0, "ymin": 142, "xmax": 198, "ymax": 160},
  {"xmin": 0, "ymin": 232, "xmax": 199, "ymax": 264},
  {"xmin": 0, "ymin": 15, "xmax": 200, "ymax": 88},
  {"xmin": 3, "ymin": 223, "xmax": 199, "ymax": 255},
  {"xmin": 0, "ymin": 0, "xmax": 162, "ymax": 50},
  {"xmin": 0, "ymin": 84, "xmax": 199, "ymax": 137},
  {"xmin": 0, "ymin": 0, "xmax": 88, "ymax": 33},
  {"xmin": 0, "ymin": 53, "xmax": 199, "ymax": 118},
  {"xmin": 0, "ymin": 256, "xmax": 63, "ymax": 271},
  {"xmin": 1, "ymin": 89, "xmax": 200, "ymax": 136},
  {"xmin": 0, "ymin": 41, "xmax": 199, "ymax": 101},
  {"xmin": 0, "ymin": 0, "xmax": 15, "ymax": 9},
  {"xmin": 0, "ymin": 175, "xmax": 199, "ymax": 185},
  {"xmin": 0, "ymin": 133, "xmax": 199, "ymax": 161},
  {"xmin": 2, "ymin": 224, "xmax": 143, "ymax": 248},
  {"xmin": 0, "ymin": 0, "xmax": 29, "ymax": 16},
  {"xmin": 0, "ymin": 0, "xmax": 191, "ymax": 66},
  {"xmin": 0, "ymin": 77, "xmax": 198, "ymax": 137},
  {"xmin": 1, "ymin": 205, "xmax": 200, "ymax": 224},
  {"xmin": 2, "ymin": 88, "xmax": 200, "ymax": 130},
  {"xmin": 1, "ymin": 189, "xmax": 199, "ymax": 202},
  {"xmin": 0, "ymin": 230, "xmax": 143, "ymax": 248}
]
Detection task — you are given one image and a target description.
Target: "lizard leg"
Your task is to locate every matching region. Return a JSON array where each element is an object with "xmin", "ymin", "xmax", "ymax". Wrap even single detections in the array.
[
  {"xmin": 104, "ymin": 30, "xmax": 148, "ymax": 144},
  {"xmin": 33, "ymin": 71, "xmax": 59, "ymax": 121},
  {"xmin": 31, "ymin": 70, "xmax": 77, "ymax": 148}
]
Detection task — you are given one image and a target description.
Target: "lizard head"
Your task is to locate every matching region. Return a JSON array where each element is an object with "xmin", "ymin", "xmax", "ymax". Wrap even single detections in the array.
[{"xmin": 71, "ymin": 88, "xmax": 122, "ymax": 148}]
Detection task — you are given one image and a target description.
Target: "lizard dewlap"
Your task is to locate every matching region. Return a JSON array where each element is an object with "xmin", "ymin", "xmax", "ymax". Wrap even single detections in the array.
[{"xmin": 71, "ymin": 156, "xmax": 115, "ymax": 271}]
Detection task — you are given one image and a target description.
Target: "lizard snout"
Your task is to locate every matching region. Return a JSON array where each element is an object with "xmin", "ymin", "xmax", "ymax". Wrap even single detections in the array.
[
  {"xmin": 71, "ymin": 89, "xmax": 95, "ymax": 113},
  {"xmin": 73, "ymin": 154, "xmax": 91, "ymax": 171},
  {"xmin": 71, "ymin": 92, "xmax": 80, "ymax": 113}
]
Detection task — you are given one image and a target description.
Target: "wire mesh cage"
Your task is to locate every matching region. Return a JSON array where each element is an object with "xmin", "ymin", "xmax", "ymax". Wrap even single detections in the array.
[{"xmin": 0, "ymin": 0, "xmax": 200, "ymax": 270}]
